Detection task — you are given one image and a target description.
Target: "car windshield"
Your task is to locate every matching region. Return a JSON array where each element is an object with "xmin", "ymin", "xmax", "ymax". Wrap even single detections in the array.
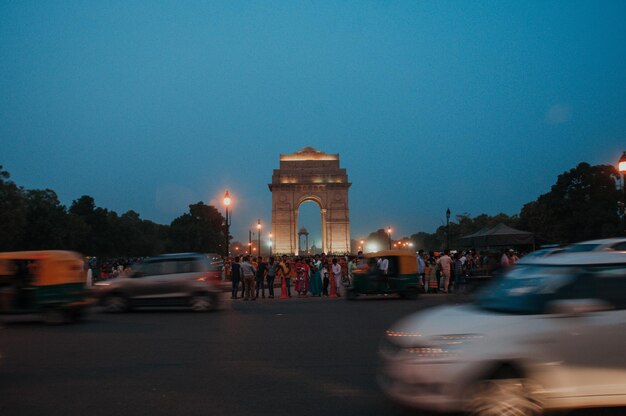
[
  {"xmin": 475, "ymin": 264, "xmax": 581, "ymax": 314},
  {"xmin": 561, "ymin": 243, "xmax": 600, "ymax": 253}
]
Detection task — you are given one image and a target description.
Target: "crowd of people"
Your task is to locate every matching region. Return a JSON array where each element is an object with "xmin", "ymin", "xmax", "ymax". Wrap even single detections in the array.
[
  {"xmin": 415, "ymin": 248, "xmax": 525, "ymax": 293},
  {"xmin": 224, "ymin": 254, "xmax": 361, "ymax": 300},
  {"xmin": 223, "ymin": 247, "xmax": 526, "ymax": 300},
  {"xmin": 85, "ymin": 248, "xmax": 526, "ymax": 298}
]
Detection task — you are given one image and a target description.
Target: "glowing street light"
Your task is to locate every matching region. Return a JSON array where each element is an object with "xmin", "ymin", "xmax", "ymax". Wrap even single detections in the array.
[
  {"xmin": 257, "ymin": 219, "xmax": 262, "ymax": 257},
  {"xmin": 618, "ymin": 152, "xmax": 626, "ymax": 235},
  {"xmin": 223, "ymin": 191, "xmax": 231, "ymax": 257},
  {"xmin": 387, "ymin": 226, "xmax": 392, "ymax": 250},
  {"xmin": 619, "ymin": 152, "xmax": 626, "ymax": 173},
  {"xmin": 269, "ymin": 232, "xmax": 273, "ymax": 256}
]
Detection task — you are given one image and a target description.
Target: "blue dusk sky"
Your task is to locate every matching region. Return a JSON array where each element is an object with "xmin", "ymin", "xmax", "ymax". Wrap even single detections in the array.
[{"xmin": 1, "ymin": 1, "xmax": 625, "ymax": 247}]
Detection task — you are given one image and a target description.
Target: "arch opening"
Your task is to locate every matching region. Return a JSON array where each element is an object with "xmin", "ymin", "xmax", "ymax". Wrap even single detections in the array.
[{"xmin": 297, "ymin": 200, "xmax": 323, "ymax": 256}]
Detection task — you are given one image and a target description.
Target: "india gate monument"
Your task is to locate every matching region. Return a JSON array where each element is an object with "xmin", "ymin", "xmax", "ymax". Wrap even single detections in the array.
[{"xmin": 269, "ymin": 147, "xmax": 351, "ymax": 255}]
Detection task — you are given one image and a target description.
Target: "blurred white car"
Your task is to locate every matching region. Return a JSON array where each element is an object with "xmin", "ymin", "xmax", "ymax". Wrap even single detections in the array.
[
  {"xmin": 94, "ymin": 253, "xmax": 223, "ymax": 312},
  {"xmin": 378, "ymin": 252, "xmax": 626, "ymax": 416},
  {"xmin": 560, "ymin": 238, "xmax": 626, "ymax": 254}
]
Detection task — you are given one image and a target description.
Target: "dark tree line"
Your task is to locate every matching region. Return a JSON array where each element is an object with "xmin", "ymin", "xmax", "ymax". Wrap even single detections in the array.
[
  {"xmin": 0, "ymin": 166, "xmax": 227, "ymax": 256},
  {"xmin": 369, "ymin": 162, "xmax": 622, "ymax": 252},
  {"xmin": 1, "ymin": 161, "xmax": 621, "ymax": 256}
]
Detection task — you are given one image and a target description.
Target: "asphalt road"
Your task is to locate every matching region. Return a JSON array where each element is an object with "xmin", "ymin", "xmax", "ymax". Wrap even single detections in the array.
[{"xmin": 0, "ymin": 294, "xmax": 458, "ymax": 416}]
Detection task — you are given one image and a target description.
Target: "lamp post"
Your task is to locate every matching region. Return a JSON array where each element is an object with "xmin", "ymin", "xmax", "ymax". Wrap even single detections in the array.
[
  {"xmin": 269, "ymin": 232, "xmax": 273, "ymax": 256},
  {"xmin": 446, "ymin": 208, "xmax": 451, "ymax": 251},
  {"xmin": 223, "ymin": 191, "xmax": 231, "ymax": 258},
  {"xmin": 257, "ymin": 219, "xmax": 262, "ymax": 257},
  {"xmin": 387, "ymin": 226, "xmax": 392, "ymax": 250},
  {"xmin": 619, "ymin": 152, "xmax": 626, "ymax": 235},
  {"xmin": 248, "ymin": 229, "xmax": 252, "ymax": 256}
]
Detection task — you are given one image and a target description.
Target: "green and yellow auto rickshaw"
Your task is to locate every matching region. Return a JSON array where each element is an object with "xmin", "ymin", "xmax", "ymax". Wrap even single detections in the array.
[
  {"xmin": 346, "ymin": 250, "xmax": 420, "ymax": 300},
  {"xmin": 0, "ymin": 251, "xmax": 90, "ymax": 324}
]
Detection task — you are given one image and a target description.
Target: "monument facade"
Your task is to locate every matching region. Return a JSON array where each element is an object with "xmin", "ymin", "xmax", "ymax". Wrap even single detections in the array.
[{"xmin": 269, "ymin": 147, "xmax": 351, "ymax": 255}]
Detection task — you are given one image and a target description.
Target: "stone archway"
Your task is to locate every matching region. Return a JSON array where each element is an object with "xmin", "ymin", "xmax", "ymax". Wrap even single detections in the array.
[{"xmin": 268, "ymin": 147, "xmax": 351, "ymax": 255}]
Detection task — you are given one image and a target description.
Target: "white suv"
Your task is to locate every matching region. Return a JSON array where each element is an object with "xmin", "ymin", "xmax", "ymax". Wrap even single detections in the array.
[{"xmin": 378, "ymin": 252, "xmax": 626, "ymax": 415}]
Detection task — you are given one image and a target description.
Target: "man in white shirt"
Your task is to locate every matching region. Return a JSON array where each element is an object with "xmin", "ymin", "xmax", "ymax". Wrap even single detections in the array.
[
  {"xmin": 437, "ymin": 250, "xmax": 453, "ymax": 293},
  {"xmin": 331, "ymin": 258, "xmax": 342, "ymax": 296}
]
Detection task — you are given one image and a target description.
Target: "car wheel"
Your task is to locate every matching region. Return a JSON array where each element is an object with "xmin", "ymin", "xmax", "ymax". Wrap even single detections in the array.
[
  {"xmin": 103, "ymin": 294, "xmax": 129, "ymax": 313},
  {"xmin": 466, "ymin": 377, "xmax": 542, "ymax": 416},
  {"xmin": 190, "ymin": 294, "xmax": 212, "ymax": 312}
]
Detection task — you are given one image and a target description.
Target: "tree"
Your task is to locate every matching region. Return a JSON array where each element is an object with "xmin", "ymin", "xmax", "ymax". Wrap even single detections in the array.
[
  {"xmin": 365, "ymin": 228, "xmax": 392, "ymax": 251},
  {"xmin": 19, "ymin": 189, "xmax": 70, "ymax": 250},
  {"xmin": 116, "ymin": 210, "xmax": 168, "ymax": 256},
  {"xmin": 518, "ymin": 163, "xmax": 620, "ymax": 243},
  {"xmin": 69, "ymin": 195, "xmax": 116, "ymax": 256},
  {"xmin": 409, "ymin": 231, "xmax": 441, "ymax": 252},
  {"xmin": 0, "ymin": 166, "xmax": 27, "ymax": 250},
  {"xmin": 169, "ymin": 202, "xmax": 226, "ymax": 253}
]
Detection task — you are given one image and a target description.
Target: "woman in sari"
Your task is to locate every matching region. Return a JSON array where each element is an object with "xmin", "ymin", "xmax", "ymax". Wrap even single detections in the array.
[{"xmin": 308, "ymin": 255, "xmax": 323, "ymax": 297}]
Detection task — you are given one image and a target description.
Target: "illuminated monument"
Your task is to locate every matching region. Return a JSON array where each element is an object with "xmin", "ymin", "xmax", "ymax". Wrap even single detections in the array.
[{"xmin": 269, "ymin": 147, "xmax": 351, "ymax": 254}]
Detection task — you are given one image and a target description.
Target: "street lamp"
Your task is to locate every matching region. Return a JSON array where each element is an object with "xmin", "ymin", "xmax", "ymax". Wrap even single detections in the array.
[
  {"xmin": 223, "ymin": 191, "xmax": 231, "ymax": 257},
  {"xmin": 618, "ymin": 152, "xmax": 626, "ymax": 235},
  {"xmin": 269, "ymin": 232, "xmax": 273, "ymax": 256},
  {"xmin": 446, "ymin": 208, "xmax": 451, "ymax": 251},
  {"xmin": 257, "ymin": 219, "xmax": 262, "ymax": 257},
  {"xmin": 387, "ymin": 226, "xmax": 392, "ymax": 250}
]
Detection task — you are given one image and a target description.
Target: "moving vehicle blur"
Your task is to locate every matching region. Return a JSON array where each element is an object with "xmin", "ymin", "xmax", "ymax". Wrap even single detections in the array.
[
  {"xmin": 378, "ymin": 251, "xmax": 626, "ymax": 415},
  {"xmin": 560, "ymin": 238, "xmax": 626, "ymax": 254},
  {"xmin": 347, "ymin": 250, "xmax": 420, "ymax": 299},
  {"xmin": 0, "ymin": 250, "xmax": 90, "ymax": 324},
  {"xmin": 93, "ymin": 253, "xmax": 223, "ymax": 312},
  {"xmin": 519, "ymin": 246, "xmax": 564, "ymax": 261}
]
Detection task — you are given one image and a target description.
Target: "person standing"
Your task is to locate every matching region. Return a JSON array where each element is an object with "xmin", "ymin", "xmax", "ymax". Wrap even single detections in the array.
[
  {"xmin": 266, "ymin": 256, "xmax": 278, "ymax": 298},
  {"xmin": 501, "ymin": 249, "xmax": 511, "ymax": 268},
  {"xmin": 378, "ymin": 256, "xmax": 389, "ymax": 289},
  {"xmin": 295, "ymin": 257, "xmax": 306, "ymax": 296},
  {"xmin": 416, "ymin": 250, "xmax": 426, "ymax": 290},
  {"xmin": 424, "ymin": 257, "xmax": 438, "ymax": 293},
  {"xmin": 230, "ymin": 256, "xmax": 241, "ymax": 299},
  {"xmin": 255, "ymin": 256, "xmax": 267, "ymax": 299},
  {"xmin": 453, "ymin": 252, "xmax": 465, "ymax": 293},
  {"xmin": 347, "ymin": 256, "xmax": 358, "ymax": 287},
  {"xmin": 321, "ymin": 260, "xmax": 330, "ymax": 296},
  {"xmin": 240, "ymin": 256, "xmax": 257, "ymax": 301},
  {"xmin": 309, "ymin": 255, "xmax": 322, "ymax": 296},
  {"xmin": 331, "ymin": 257, "xmax": 342, "ymax": 297},
  {"xmin": 279, "ymin": 255, "xmax": 292, "ymax": 298},
  {"xmin": 437, "ymin": 250, "xmax": 453, "ymax": 293}
]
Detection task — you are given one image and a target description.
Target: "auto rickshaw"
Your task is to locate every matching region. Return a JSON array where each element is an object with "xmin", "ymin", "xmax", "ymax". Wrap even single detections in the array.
[
  {"xmin": 0, "ymin": 251, "xmax": 90, "ymax": 324},
  {"xmin": 346, "ymin": 250, "xmax": 420, "ymax": 300}
]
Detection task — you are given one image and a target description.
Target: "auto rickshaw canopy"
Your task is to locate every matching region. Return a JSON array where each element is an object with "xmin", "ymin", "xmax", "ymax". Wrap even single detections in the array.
[
  {"xmin": 0, "ymin": 250, "xmax": 84, "ymax": 286},
  {"xmin": 363, "ymin": 250, "xmax": 419, "ymax": 275}
]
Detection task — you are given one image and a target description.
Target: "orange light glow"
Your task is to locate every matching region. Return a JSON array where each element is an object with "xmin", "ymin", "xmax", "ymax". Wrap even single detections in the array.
[{"xmin": 223, "ymin": 190, "xmax": 231, "ymax": 206}]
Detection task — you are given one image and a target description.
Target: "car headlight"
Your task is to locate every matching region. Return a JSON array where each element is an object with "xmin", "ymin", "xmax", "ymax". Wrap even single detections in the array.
[
  {"xmin": 382, "ymin": 333, "xmax": 483, "ymax": 361},
  {"xmin": 94, "ymin": 282, "xmax": 111, "ymax": 287}
]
